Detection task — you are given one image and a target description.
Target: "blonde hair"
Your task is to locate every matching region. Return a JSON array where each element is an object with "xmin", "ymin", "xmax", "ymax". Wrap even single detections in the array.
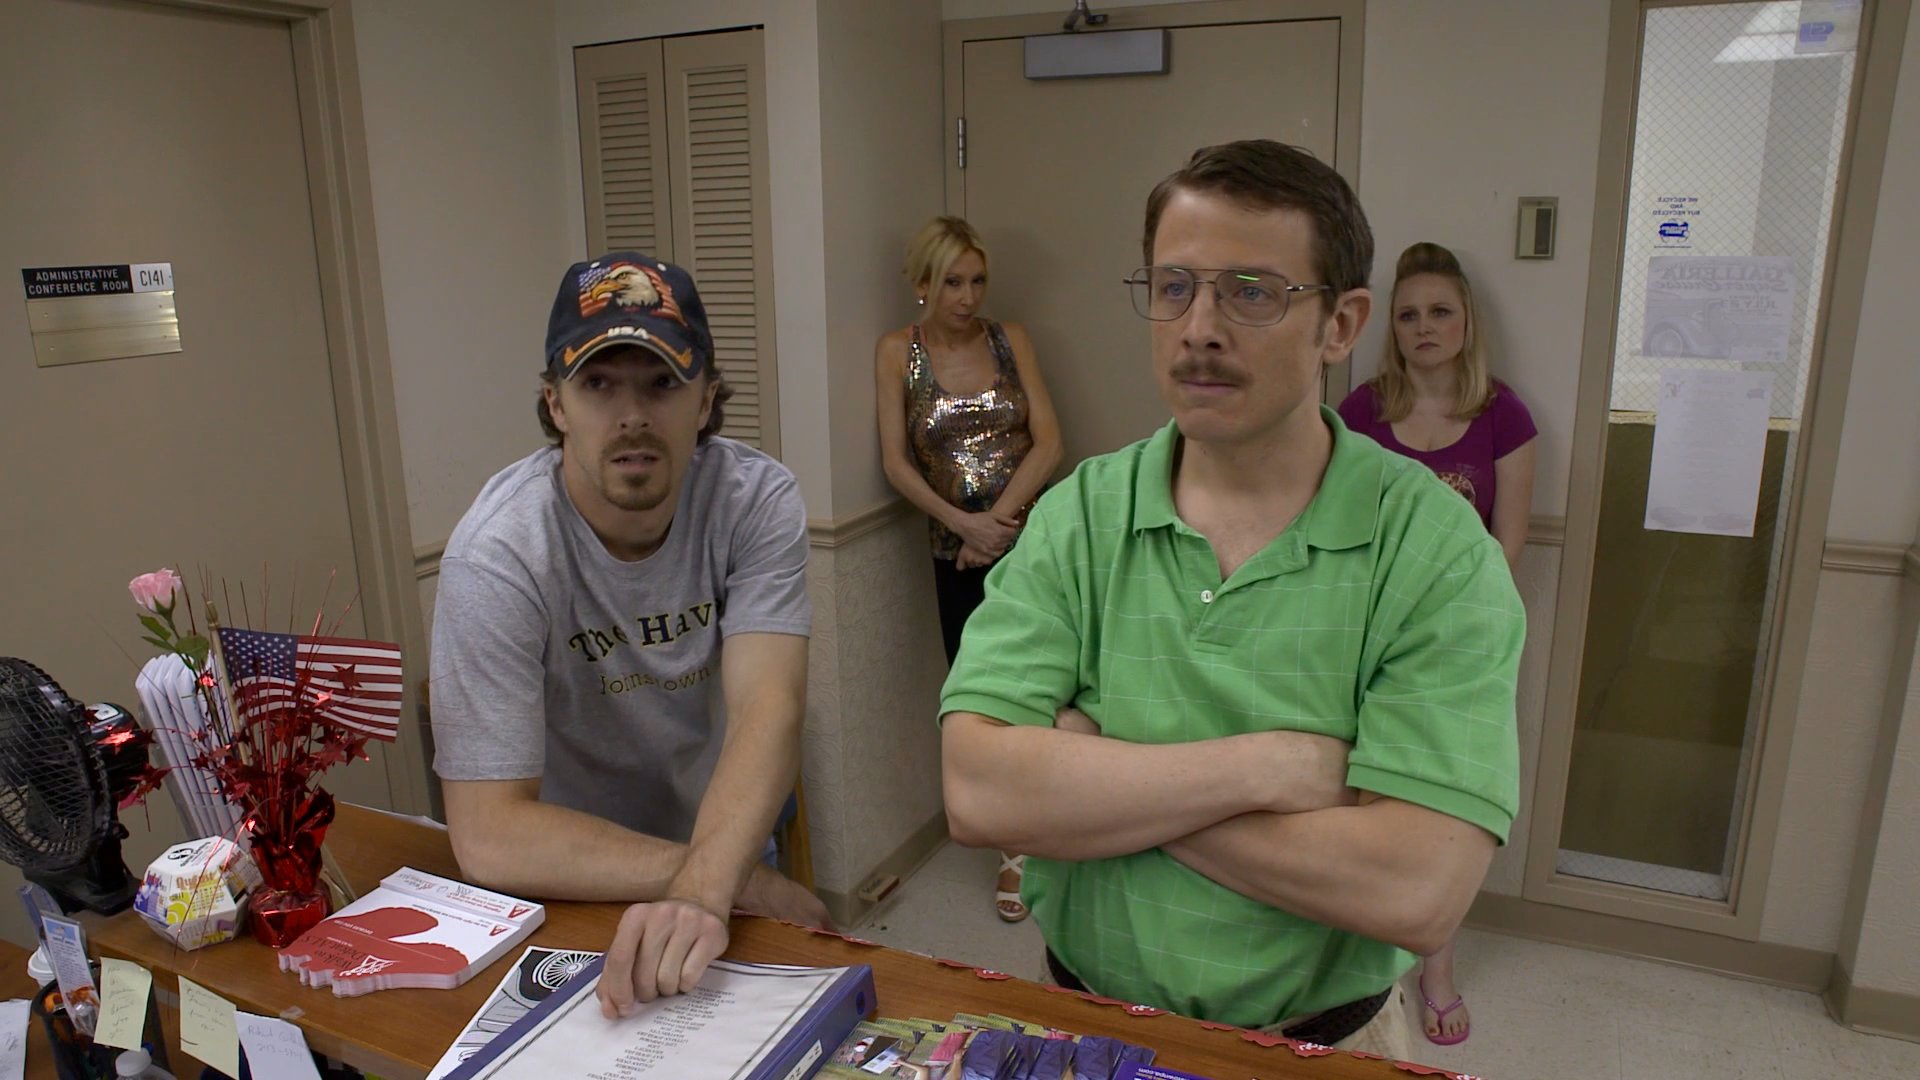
[
  {"xmin": 1371, "ymin": 242, "xmax": 1493, "ymax": 422},
  {"xmin": 903, "ymin": 216, "xmax": 988, "ymax": 296}
]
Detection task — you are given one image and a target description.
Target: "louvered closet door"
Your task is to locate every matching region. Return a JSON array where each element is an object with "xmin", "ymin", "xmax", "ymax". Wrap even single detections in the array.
[
  {"xmin": 663, "ymin": 30, "xmax": 780, "ymax": 456},
  {"xmin": 576, "ymin": 39, "xmax": 673, "ymax": 264}
]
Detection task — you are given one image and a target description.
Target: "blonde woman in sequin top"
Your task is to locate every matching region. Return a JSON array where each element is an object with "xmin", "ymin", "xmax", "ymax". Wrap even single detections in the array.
[{"xmin": 876, "ymin": 216, "xmax": 1062, "ymax": 922}]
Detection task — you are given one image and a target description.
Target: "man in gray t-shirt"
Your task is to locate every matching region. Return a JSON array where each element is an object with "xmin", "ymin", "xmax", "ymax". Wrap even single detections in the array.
[{"xmin": 431, "ymin": 253, "xmax": 827, "ymax": 1016}]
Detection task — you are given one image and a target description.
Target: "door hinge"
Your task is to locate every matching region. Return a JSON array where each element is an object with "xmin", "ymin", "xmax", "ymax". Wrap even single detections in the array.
[{"xmin": 956, "ymin": 116, "xmax": 967, "ymax": 170}]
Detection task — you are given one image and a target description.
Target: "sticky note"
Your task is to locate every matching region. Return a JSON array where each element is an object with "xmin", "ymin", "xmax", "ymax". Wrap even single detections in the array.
[
  {"xmin": 237, "ymin": 1013, "xmax": 322, "ymax": 1080},
  {"xmin": 93, "ymin": 958, "xmax": 153, "ymax": 1051},
  {"xmin": 177, "ymin": 977, "xmax": 240, "ymax": 1079}
]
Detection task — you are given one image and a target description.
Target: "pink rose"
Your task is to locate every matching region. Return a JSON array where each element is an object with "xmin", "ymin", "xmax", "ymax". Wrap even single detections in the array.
[{"xmin": 128, "ymin": 569, "xmax": 182, "ymax": 613}]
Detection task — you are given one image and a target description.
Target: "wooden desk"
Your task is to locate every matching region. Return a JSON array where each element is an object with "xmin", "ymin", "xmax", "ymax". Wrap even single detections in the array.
[{"xmin": 87, "ymin": 806, "xmax": 1451, "ymax": 1080}]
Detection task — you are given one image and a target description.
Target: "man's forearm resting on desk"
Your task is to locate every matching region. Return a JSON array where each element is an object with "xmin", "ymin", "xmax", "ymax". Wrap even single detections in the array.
[
  {"xmin": 940, "ymin": 710, "xmax": 1355, "ymax": 860},
  {"xmin": 664, "ymin": 631, "xmax": 811, "ymax": 919},
  {"xmin": 1162, "ymin": 796, "xmax": 1496, "ymax": 956},
  {"xmin": 440, "ymin": 779, "xmax": 799, "ymax": 912}
]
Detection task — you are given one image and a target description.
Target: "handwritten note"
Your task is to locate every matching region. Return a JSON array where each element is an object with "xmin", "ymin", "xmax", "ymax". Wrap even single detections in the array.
[
  {"xmin": 1, "ymin": 998, "xmax": 27, "ymax": 1080},
  {"xmin": 178, "ymin": 977, "xmax": 241, "ymax": 1079},
  {"xmin": 94, "ymin": 958, "xmax": 153, "ymax": 1051},
  {"xmin": 237, "ymin": 1013, "xmax": 322, "ymax": 1080}
]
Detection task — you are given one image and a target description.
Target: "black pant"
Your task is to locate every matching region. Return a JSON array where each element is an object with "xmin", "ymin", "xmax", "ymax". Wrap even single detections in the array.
[
  {"xmin": 931, "ymin": 556, "xmax": 991, "ymax": 664},
  {"xmin": 1046, "ymin": 948, "xmax": 1388, "ymax": 1045}
]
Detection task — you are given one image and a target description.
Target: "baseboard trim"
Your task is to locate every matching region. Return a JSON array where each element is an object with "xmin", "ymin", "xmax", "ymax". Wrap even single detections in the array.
[
  {"xmin": 816, "ymin": 809, "xmax": 949, "ymax": 930},
  {"xmin": 1823, "ymin": 540, "xmax": 1914, "ymax": 576},
  {"xmin": 1827, "ymin": 959, "xmax": 1920, "ymax": 1043},
  {"xmin": 1466, "ymin": 890, "xmax": 1835, "ymax": 991},
  {"xmin": 808, "ymin": 499, "xmax": 912, "ymax": 550},
  {"xmin": 1525, "ymin": 525, "xmax": 1919, "ymax": 576},
  {"xmin": 1527, "ymin": 514, "xmax": 1566, "ymax": 547},
  {"xmin": 414, "ymin": 540, "xmax": 445, "ymax": 581}
]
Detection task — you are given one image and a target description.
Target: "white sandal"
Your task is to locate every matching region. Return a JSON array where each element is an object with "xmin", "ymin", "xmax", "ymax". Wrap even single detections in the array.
[{"xmin": 995, "ymin": 853, "xmax": 1029, "ymax": 923}]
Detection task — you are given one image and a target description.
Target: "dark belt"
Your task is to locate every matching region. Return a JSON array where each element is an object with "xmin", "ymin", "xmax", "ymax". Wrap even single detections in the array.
[{"xmin": 1044, "ymin": 949, "xmax": 1390, "ymax": 1047}]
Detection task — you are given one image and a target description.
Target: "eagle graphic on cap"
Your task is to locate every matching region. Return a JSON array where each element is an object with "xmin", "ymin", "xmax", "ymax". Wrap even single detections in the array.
[{"xmin": 577, "ymin": 261, "xmax": 689, "ymax": 329}]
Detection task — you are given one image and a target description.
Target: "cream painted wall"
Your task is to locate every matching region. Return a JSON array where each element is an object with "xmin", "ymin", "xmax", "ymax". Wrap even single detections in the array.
[
  {"xmin": 942, "ymin": 1, "xmax": 1605, "ymax": 519},
  {"xmin": 818, "ymin": 0, "xmax": 948, "ymax": 518},
  {"xmin": 552, "ymin": 0, "xmax": 837, "ymax": 518},
  {"xmin": 1351, "ymin": 0, "xmax": 1607, "ymax": 520},
  {"xmin": 1829, "ymin": 2, "xmax": 1920, "ymax": 543},
  {"xmin": 1840, "ymin": 575, "xmax": 1920, "ymax": 995},
  {"xmin": 352, "ymin": 0, "xmax": 572, "ymax": 546},
  {"xmin": 1764, "ymin": 570, "xmax": 1905, "ymax": 950}
]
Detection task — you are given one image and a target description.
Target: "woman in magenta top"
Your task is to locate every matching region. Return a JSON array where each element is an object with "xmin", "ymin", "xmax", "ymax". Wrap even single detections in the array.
[{"xmin": 1337, "ymin": 241, "xmax": 1537, "ymax": 1046}]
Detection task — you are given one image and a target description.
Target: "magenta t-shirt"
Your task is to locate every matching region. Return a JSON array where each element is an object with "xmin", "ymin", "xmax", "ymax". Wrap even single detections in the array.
[{"xmin": 1336, "ymin": 380, "xmax": 1537, "ymax": 529}]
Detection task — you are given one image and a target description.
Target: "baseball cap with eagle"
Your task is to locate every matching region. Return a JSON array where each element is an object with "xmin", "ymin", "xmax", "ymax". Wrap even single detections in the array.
[{"xmin": 544, "ymin": 253, "xmax": 715, "ymax": 382}]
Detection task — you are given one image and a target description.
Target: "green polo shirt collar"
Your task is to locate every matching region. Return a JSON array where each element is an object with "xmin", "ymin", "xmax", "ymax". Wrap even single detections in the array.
[{"xmin": 1130, "ymin": 405, "xmax": 1383, "ymax": 551}]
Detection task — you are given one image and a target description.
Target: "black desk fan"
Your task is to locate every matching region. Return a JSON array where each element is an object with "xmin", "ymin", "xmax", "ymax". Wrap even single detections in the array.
[{"xmin": 0, "ymin": 657, "xmax": 147, "ymax": 914}]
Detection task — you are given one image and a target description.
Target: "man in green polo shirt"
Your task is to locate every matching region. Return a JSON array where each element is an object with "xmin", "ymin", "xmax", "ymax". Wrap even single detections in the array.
[{"xmin": 939, "ymin": 141, "xmax": 1522, "ymax": 1059}]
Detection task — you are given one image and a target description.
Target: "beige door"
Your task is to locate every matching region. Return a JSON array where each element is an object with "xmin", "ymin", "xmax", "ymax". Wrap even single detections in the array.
[
  {"xmin": 953, "ymin": 17, "xmax": 1344, "ymax": 462},
  {"xmin": 1, "ymin": 1, "xmax": 391, "ymax": 944},
  {"xmin": 576, "ymin": 30, "xmax": 781, "ymax": 455}
]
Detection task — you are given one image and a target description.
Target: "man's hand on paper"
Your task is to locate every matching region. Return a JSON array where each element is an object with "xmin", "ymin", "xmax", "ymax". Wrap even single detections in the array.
[
  {"xmin": 598, "ymin": 898, "xmax": 730, "ymax": 1018},
  {"xmin": 739, "ymin": 866, "xmax": 833, "ymax": 930}
]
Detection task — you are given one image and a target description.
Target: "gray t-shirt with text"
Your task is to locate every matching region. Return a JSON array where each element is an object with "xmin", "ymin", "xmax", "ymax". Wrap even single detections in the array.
[{"xmin": 429, "ymin": 438, "xmax": 809, "ymax": 843}]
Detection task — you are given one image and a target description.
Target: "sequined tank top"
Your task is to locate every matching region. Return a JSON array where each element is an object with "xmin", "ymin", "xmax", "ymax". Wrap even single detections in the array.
[{"xmin": 906, "ymin": 320, "xmax": 1035, "ymax": 560}]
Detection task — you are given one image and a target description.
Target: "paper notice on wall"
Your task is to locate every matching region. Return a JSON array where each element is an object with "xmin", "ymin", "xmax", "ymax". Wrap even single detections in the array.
[
  {"xmin": 1650, "ymin": 194, "xmax": 1701, "ymax": 249},
  {"xmin": 1645, "ymin": 369, "xmax": 1775, "ymax": 537},
  {"xmin": 1797, "ymin": 0, "xmax": 1861, "ymax": 54},
  {"xmin": 1642, "ymin": 256, "xmax": 1796, "ymax": 364}
]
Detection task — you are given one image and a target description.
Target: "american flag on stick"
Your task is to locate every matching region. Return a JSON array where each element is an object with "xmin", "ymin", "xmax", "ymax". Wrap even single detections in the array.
[{"xmin": 215, "ymin": 626, "xmax": 403, "ymax": 741}]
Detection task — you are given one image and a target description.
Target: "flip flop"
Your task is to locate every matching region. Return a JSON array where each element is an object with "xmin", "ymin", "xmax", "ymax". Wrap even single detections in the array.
[
  {"xmin": 1419, "ymin": 973, "xmax": 1470, "ymax": 1046},
  {"xmin": 995, "ymin": 853, "xmax": 1029, "ymax": 923}
]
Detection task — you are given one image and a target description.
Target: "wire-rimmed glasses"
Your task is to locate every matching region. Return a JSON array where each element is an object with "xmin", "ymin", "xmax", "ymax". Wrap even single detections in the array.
[{"xmin": 1124, "ymin": 266, "xmax": 1333, "ymax": 326}]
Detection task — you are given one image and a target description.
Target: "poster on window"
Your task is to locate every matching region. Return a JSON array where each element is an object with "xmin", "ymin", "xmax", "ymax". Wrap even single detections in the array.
[{"xmin": 1641, "ymin": 256, "xmax": 1796, "ymax": 364}]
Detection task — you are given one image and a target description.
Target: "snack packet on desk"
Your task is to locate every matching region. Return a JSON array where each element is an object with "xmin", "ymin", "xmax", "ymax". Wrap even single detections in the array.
[
  {"xmin": 925, "ymin": 1027, "xmax": 975, "ymax": 1080},
  {"xmin": 1028, "ymin": 1037, "xmax": 1077, "ymax": 1080},
  {"xmin": 959, "ymin": 1029, "xmax": 1016, "ymax": 1080},
  {"xmin": 831, "ymin": 1021, "xmax": 912, "ymax": 1074},
  {"xmin": 953, "ymin": 1012, "xmax": 1021, "ymax": 1032},
  {"xmin": 1069, "ymin": 1036, "xmax": 1119, "ymax": 1080},
  {"xmin": 1005, "ymin": 1032, "xmax": 1047, "ymax": 1080},
  {"xmin": 1113, "ymin": 1066, "xmax": 1212, "ymax": 1080}
]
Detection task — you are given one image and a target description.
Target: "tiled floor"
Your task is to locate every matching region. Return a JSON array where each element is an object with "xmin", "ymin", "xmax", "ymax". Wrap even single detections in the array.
[{"xmin": 855, "ymin": 840, "xmax": 1920, "ymax": 1080}]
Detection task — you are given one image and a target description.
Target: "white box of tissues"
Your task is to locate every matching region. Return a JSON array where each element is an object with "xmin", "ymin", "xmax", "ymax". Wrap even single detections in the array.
[{"xmin": 132, "ymin": 837, "xmax": 262, "ymax": 950}]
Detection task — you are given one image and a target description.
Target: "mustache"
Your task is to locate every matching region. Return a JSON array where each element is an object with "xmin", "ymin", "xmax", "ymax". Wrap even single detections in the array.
[
  {"xmin": 604, "ymin": 435, "xmax": 669, "ymax": 460},
  {"xmin": 1169, "ymin": 358, "xmax": 1246, "ymax": 386}
]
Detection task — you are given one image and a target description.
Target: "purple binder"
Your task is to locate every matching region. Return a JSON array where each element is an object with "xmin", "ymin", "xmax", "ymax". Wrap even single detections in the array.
[{"xmin": 444, "ymin": 956, "xmax": 876, "ymax": 1080}]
